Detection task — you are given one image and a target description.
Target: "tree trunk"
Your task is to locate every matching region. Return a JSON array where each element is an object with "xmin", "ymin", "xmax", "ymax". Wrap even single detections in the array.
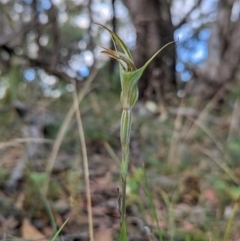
[
  {"xmin": 195, "ymin": 0, "xmax": 240, "ymax": 100},
  {"xmin": 123, "ymin": 0, "xmax": 176, "ymax": 99}
]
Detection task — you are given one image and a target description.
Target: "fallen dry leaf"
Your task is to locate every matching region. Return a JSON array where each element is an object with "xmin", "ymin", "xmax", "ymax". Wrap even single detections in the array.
[
  {"xmin": 203, "ymin": 188, "xmax": 218, "ymax": 204},
  {"xmin": 0, "ymin": 146, "xmax": 23, "ymax": 168},
  {"xmin": 94, "ymin": 172, "xmax": 112, "ymax": 190},
  {"xmin": 15, "ymin": 192, "xmax": 25, "ymax": 210},
  {"xmin": 21, "ymin": 218, "xmax": 49, "ymax": 241},
  {"xmin": 94, "ymin": 228, "xmax": 113, "ymax": 241},
  {"xmin": 52, "ymin": 209, "xmax": 63, "ymax": 227},
  {"xmin": 0, "ymin": 215, "xmax": 19, "ymax": 233},
  {"xmin": 182, "ymin": 220, "xmax": 195, "ymax": 231}
]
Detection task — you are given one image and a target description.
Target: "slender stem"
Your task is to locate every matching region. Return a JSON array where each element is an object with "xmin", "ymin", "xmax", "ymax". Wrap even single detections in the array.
[
  {"xmin": 120, "ymin": 109, "xmax": 132, "ymax": 224},
  {"xmin": 121, "ymin": 176, "xmax": 127, "ymax": 223},
  {"xmin": 120, "ymin": 144, "xmax": 129, "ymax": 224}
]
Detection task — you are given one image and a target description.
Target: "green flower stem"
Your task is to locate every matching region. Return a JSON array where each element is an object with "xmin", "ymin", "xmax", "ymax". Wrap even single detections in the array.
[
  {"xmin": 97, "ymin": 23, "xmax": 175, "ymax": 239},
  {"xmin": 120, "ymin": 108, "xmax": 132, "ymax": 224}
]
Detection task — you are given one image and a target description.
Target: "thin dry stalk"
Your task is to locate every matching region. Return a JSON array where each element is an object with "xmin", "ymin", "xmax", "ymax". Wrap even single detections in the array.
[
  {"xmin": 0, "ymin": 138, "xmax": 53, "ymax": 149},
  {"xmin": 186, "ymin": 114, "xmax": 234, "ymax": 169},
  {"xmin": 185, "ymin": 84, "xmax": 228, "ymax": 141},
  {"xmin": 223, "ymin": 197, "xmax": 240, "ymax": 241},
  {"xmin": 227, "ymin": 99, "xmax": 240, "ymax": 143},
  {"xmin": 103, "ymin": 141, "xmax": 121, "ymax": 166},
  {"xmin": 224, "ymin": 99, "xmax": 240, "ymax": 163},
  {"xmin": 73, "ymin": 85, "xmax": 94, "ymax": 241},
  {"xmin": 186, "ymin": 116, "xmax": 226, "ymax": 155},
  {"xmin": 167, "ymin": 96, "xmax": 185, "ymax": 169},
  {"xmin": 44, "ymin": 69, "xmax": 98, "ymax": 193},
  {"xmin": 196, "ymin": 146, "xmax": 240, "ymax": 185}
]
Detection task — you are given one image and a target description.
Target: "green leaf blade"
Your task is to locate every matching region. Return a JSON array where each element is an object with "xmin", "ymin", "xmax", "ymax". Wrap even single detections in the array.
[{"xmin": 142, "ymin": 41, "xmax": 176, "ymax": 71}]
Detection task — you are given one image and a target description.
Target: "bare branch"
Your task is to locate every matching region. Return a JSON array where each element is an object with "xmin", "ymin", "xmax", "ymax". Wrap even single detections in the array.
[
  {"xmin": 0, "ymin": 22, "xmax": 35, "ymax": 46},
  {"xmin": 174, "ymin": 0, "xmax": 202, "ymax": 29}
]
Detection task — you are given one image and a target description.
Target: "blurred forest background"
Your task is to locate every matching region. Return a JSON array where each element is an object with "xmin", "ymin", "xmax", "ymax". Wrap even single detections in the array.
[{"xmin": 1, "ymin": 0, "xmax": 240, "ymax": 240}]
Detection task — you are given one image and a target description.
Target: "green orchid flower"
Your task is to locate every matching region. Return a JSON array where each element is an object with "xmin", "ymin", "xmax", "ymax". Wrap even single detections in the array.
[
  {"xmin": 97, "ymin": 23, "xmax": 175, "ymax": 110},
  {"xmin": 97, "ymin": 23, "xmax": 175, "ymax": 241}
]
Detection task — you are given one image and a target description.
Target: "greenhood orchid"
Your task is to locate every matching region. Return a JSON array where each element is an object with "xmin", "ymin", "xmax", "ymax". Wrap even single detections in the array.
[
  {"xmin": 97, "ymin": 23, "xmax": 175, "ymax": 241},
  {"xmin": 98, "ymin": 23, "xmax": 175, "ymax": 110}
]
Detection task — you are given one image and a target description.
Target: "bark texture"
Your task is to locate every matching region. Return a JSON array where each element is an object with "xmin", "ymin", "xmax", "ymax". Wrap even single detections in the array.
[
  {"xmin": 196, "ymin": 0, "xmax": 240, "ymax": 99},
  {"xmin": 123, "ymin": 0, "xmax": 176, "ymax": 99}
]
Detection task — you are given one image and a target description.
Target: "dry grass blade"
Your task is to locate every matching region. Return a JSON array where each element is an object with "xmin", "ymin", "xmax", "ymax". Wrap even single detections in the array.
[
  {"xmin": 72, "ymin": 84, "xmax": 94, "ymax": 241},
  {"xmin": 227, "ymin": 99, "xmax": 240, "ymax": 143},
  {"xmin": 196, "ymin": 146, "xmax": 240, "ymax": 185},
  {"xmin": 186, "ymin": 115, "xmax": 226, "ymax": 155},
  {"xmin": 0, "ymin": 138, "xmax": 53, "ymax": 149},
  {"xmin": 103, "ymin": 141, "xmax": 121, "ymax": 166},
  {"xmin": 223, "ymin": 198, "xmax": 240, "ymax": 241},
  {"xmin": 44, "ymin": 68, "xmax": 98, "ymax": 194},
  {"xmin": 167, "ymin": 93, "xmax": 185, "ymax": 169},
  {"xmin": 185, "ymin": 84, "xmax": 228, "ymax": 141}
]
